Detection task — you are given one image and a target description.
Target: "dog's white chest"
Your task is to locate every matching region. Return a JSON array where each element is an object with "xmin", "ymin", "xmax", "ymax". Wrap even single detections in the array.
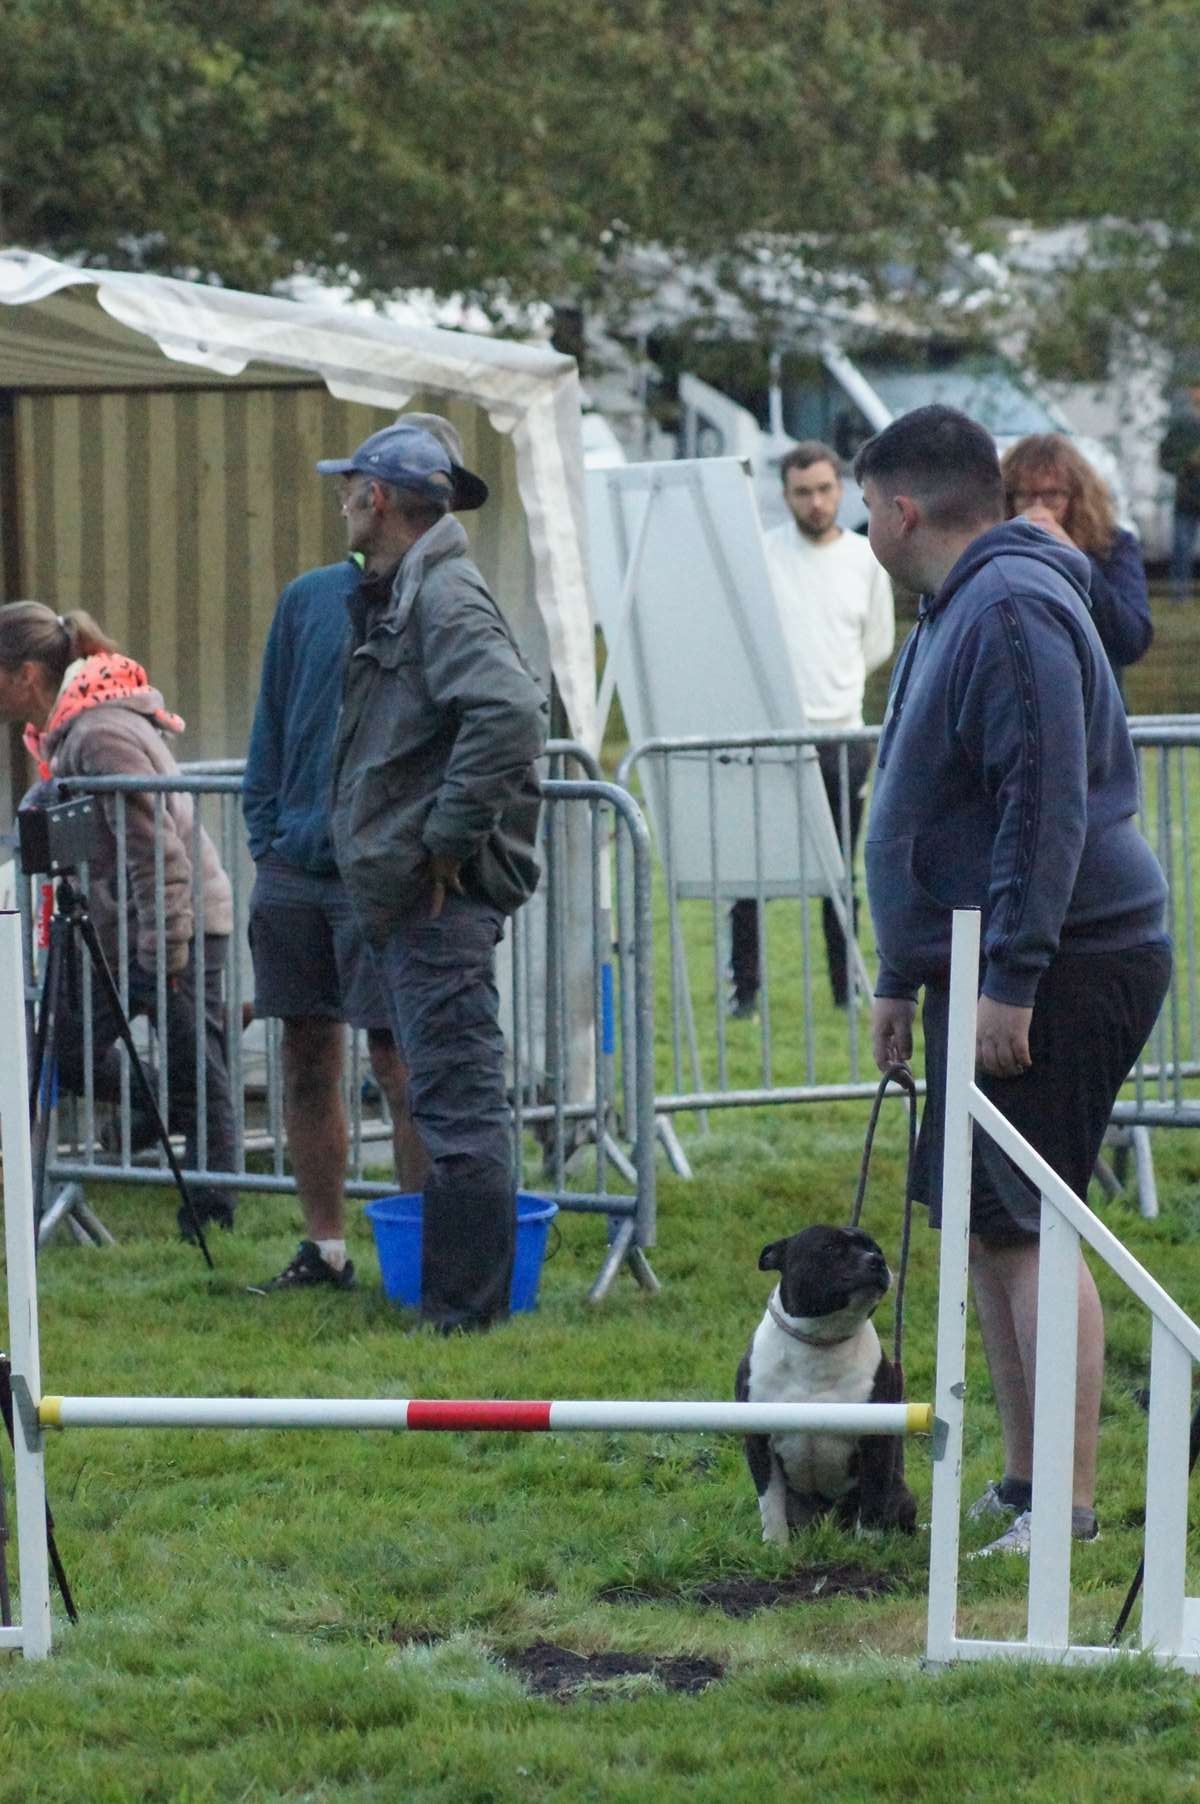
[{"xmin": 747, "ymin": 1315, "xmax": 881, "ymax": 1498}]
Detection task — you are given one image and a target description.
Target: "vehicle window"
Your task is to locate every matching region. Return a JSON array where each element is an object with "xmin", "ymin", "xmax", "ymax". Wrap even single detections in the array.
[{"xmin": 858, "ymin": 351, "xmax": 1057, "ymax": 438}]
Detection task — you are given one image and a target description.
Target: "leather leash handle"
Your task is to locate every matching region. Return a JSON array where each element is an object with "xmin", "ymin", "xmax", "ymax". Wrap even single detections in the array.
[{"xmin": 849, "ymin": 1063, "xmax": 919, "ymax": 1373}]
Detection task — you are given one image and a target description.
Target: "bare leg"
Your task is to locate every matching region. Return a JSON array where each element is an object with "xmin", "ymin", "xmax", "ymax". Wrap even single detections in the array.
[
  {"xmin": 969, "ymin": 1236, "xmax": 1103, "ymax": 1511},
  {"xmin": 281, "ymin": 1016, "xmax": 347, "ymax": 1241},
  {"xmin": 366, "ymin": 1028, "xmax": 430, "ymax": 1193},
  {"xmin": 969, "ymin": 1237, "xmax": 1034, "ymax": 1481}
]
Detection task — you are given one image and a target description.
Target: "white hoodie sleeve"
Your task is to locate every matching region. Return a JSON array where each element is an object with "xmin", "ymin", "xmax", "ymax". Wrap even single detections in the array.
[{"xmin": 862, "ymin": 560, "xmax": 895, "ymax": 678}]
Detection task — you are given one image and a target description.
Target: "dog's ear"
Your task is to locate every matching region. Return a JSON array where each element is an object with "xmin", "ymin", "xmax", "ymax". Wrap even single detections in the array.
[{"xmin": 758, "ymin": 1240, "xmax": 788, "ymax": 1273}]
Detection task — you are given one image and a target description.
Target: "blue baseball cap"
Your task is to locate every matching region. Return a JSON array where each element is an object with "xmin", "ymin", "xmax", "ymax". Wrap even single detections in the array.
[{"xmin": 316, "ymin": 423, "xmax": 455, "ymax": 503}]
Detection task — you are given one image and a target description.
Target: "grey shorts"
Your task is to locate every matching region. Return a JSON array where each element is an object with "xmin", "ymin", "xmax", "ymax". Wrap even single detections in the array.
[{"xmin": 248, "ymin": 854, "xmax": 391, "ymax": 1031}]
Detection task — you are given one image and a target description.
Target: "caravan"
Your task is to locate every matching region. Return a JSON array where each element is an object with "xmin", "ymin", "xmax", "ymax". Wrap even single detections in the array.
[{"xmin": 674, "ymin": 334, "xmax": 1143, "ymax": 543}]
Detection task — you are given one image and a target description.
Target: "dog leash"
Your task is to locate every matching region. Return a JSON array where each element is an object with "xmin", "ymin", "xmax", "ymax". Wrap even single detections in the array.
[{"xmin": 848, "ymin": 1062, "xmax": 920, "ymax": 1380}]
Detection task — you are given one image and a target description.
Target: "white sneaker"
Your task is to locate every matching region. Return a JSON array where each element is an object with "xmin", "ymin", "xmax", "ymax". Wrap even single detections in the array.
[
  {"xmin": 970, "ymin": 1508, "xmax": 1099, "ymax": 1559},
  {"xmin": 969, "ymin": 1509, "xmax": 1032, "ymax": 1558},
  {"xmin": 965, "ymin": 1480, "xmax": 1019, "ymax": 1523}
]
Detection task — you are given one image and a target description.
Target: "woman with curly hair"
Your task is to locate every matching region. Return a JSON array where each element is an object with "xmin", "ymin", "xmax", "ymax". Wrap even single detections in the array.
[{"xmin": 1001, "ymin": 433, "xmax": 1152, "ymax": 692}]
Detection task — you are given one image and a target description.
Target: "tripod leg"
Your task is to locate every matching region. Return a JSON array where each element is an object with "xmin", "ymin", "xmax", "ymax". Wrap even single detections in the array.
[
  {"xmin": 28, "ymin": 921, "xmax": 62, "ymax": 1118},
  {"xmin": 1110, "ymin": 1393, "xmax": 1200, "ymax": 1644},
  {"xmin": 28, "ymin": 919, "xmax": 71, "ymax": 1235},
  {"xmin": 74, "ymin": 913, "xmax": 213, "ymax": 1270}
]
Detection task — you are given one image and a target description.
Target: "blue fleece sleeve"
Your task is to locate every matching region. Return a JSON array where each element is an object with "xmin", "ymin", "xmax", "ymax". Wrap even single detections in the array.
[
  {"xmin": 1086, "ymin": 532, "xmax": 1152, "ymax": 670},
  {"xmin": 242, "ymin": 589, "xmax": 294, "ymax": 860},
  {"xmin": 953, "ymin": 599, "xmax": 1089, "ymax": 1007}
]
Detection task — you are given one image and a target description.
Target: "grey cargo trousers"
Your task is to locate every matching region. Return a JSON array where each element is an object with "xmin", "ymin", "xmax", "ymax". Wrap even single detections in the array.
[{"xmin": 375, "ymin": 891, "xmax": 515, "ymax": 1329}]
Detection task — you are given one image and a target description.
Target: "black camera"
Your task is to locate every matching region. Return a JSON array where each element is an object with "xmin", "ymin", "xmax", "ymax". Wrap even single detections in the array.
[{"xmin": 17, "ymin": 796, "xmax": 99, "ymax": 877}]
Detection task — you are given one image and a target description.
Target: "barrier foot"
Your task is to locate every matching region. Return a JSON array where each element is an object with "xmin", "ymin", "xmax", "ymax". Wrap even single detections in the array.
[
  {"xmin": 1092, "ymin": 1156, "xmax": 1124, "ymax": 1202},
  {"xmin": 655, "ymin": 1116, "xmax": 693, "ymax": 1180},
  {"xmin": 1132, "ymin": 1126, "xmax": 1159, "ymax": 1221},
  {"xmin": 587, "ymin": 1219, "xmax": 660, "ymax": 1303},
  {"xmin": 37, "ymin": 1184, "xmax": 117, "ymax": 1250},
  {"xmin": 1098, "ymin": 1125, "xmax": 1160, "ymax": 1221},
  {"xmin": 568, "ymin": 1124, "xmax": 638, "ymax": 1188},
  {"xmin": 626, "ymin": 1244, "xmax": 662, "ymax": 1295}
]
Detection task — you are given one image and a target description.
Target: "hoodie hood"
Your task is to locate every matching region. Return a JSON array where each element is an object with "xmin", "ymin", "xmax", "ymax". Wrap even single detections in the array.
[
  {"xmin": 924, "ymin": 518, "xmax": 1093, "ymax": 622},
  {"xmin": 25, "ymin": 653, "xmax": 184, "ymax": 779}
]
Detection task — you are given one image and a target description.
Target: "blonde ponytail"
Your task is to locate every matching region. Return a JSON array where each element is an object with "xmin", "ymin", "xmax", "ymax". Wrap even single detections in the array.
[{"xmin": 0, "ymin": 601, "xmax": 120, "ymax": 684}]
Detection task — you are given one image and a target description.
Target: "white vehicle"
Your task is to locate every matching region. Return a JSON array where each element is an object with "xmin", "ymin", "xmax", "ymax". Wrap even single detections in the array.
[{"xmin": 677, "ymin": 336, "xmax": 1135, "ymax": 540}]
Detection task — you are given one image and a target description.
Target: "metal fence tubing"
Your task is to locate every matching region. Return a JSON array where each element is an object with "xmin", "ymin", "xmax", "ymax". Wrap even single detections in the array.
[
  {"xmin": 618, "ymin": 727, "xmax": 881, "ymax": 1120},
  {"xmin": 619, "ymin": 724, "xmax": 1200, "ymax": 1146},
  {"xmin": 33, "ymin": 768, "xmax": 656, "ymax": 1260}
]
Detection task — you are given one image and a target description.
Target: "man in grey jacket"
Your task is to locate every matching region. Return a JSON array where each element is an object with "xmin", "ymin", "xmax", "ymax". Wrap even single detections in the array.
[{"xmin": 322, "ymin": 422, "xmax": 549, "ymax": 1332}]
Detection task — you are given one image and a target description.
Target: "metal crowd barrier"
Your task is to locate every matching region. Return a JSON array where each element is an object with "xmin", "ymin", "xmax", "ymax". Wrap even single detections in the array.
[
  {"xmin": 18, "ymin": 741, "xmax": 658, "ymax": 1301},
  {"xmin": 1114, "ymin": 722, "xmax": 1200, "ymax": 1133},
  {"xmin": 616, "ymin": 727, "xmax": 885, "ymax": 1121},
  {"xmin": 617, "ymin": 722, "xmax": 1200, "ymax": 1206}
]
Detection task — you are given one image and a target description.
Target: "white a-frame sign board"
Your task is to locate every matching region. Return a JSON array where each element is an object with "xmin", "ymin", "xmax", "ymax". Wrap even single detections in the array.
[{"xmin": 586, "ymin": 457, "xmax": 843, "ymax": 900}]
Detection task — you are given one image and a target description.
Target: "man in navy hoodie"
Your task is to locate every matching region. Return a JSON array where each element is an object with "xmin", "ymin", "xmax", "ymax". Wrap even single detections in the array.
[{"xmin": 857, "ymin": 405, "xmax": 1170, "ymax": 1556}]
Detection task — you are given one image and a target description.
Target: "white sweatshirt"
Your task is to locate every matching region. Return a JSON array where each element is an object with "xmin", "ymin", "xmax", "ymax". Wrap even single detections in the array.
[{"xmin": 763, "ymin": 523, "xmax": 895, "ymax": 731}]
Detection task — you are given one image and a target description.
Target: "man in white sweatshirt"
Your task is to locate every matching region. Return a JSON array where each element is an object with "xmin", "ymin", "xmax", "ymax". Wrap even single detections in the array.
[{"xmin": 731, "ymin": 441, "xmax": 894, "ymax": 1012}]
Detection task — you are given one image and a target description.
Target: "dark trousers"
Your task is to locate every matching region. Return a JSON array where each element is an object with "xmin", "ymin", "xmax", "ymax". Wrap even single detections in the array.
[
  {"xmin": 913, "ymin": 942, "xmax": 1172, "ymax": 1243},
  {"xmin": 730, "ymin": 739, "xmax": 873, "ymax": 1007},
  {"xmin": 55, "ymin": 934, "xmax": 237, "ymax": 1193},
  {"xmin": 376, "ymin": 893, "xmax": 515, "ymax": 1328},
  {"xmin": 1171, "ymin": 509, "xmax": 1200, "ymax": 600}
]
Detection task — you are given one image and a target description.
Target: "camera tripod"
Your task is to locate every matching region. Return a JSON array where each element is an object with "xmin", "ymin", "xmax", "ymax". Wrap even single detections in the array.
[{"xmin": 28, "ymin": 872, "xmax": 213, "ymax": 1268}]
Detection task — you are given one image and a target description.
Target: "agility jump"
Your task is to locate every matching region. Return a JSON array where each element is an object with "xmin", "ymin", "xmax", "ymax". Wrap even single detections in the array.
[{"xmin": 8, "ymin": 911, "xmax": 1200, "ymax": 1671}]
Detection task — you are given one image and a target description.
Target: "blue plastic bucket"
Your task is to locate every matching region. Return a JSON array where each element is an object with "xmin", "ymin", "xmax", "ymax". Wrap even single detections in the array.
[{"xmin": 364, "ymin": 1191, "xmax": 559, "ymax": 1313}]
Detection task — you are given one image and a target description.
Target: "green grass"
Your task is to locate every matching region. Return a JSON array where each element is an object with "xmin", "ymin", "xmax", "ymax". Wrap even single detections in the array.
[
  {"xmin": 3, "ymin": 582, "xmax": 1200, "ymax": 1800},
  {"xmin": 5, "ymin": 1099, "xmax": 1200, "ymax": 1798}
]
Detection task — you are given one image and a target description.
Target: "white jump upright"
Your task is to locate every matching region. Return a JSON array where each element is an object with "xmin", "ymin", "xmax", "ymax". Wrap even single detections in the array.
[
  {"xmin": 0, "ymin": 910, "xmax": 53, "ymax": 1658},
  {"xmin": 928, "ymin": 908, "xmax": 1200, "ymax": 1670}
]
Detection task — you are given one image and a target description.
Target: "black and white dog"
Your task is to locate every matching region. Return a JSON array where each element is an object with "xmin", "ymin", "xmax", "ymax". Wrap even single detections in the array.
[{"xmin": 735, "ymin": 1224, "xmax": 917, "ymax": 1543}]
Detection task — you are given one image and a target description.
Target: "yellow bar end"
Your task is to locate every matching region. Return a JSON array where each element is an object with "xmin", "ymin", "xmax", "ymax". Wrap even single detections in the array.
[
  {"xmin": 906, "ymin": 1402, "xmax": 934, "ymax": 1435},
  {"xmin": 39, "ymin": 1397, "xmax": 63, "ymax": 1429}
]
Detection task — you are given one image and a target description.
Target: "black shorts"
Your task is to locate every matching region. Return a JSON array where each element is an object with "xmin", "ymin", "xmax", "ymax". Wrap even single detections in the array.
[
  {"xmin": 248, "ymin": 854, "xmax": 392, "ymax": 1031},
  {"xmin": 913, "ymin": 941, "xmax": 1172, "ymax": 1245}
]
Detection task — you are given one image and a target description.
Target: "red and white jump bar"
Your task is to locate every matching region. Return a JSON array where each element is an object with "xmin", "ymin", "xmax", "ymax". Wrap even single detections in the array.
[{"xmin": 39, "ymin": 1396, "xmax": 934, "ymax": 1435}]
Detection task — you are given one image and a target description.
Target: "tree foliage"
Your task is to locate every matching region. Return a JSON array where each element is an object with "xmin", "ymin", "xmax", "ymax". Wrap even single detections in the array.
[
  {"xmin": 3, "ymin": 0, "xmax": 1198, "ymax": 367},
  {"xmin": 0, "ymin": 0, "xmax": 1001, "ymax": 314},
  {"xmin": 1059, "ymin": 1, "xmax": 1200, "ymax": 363},
  {"xmin": 891, "ymin": 0, "xmax": 1200, "ymax": 369}
]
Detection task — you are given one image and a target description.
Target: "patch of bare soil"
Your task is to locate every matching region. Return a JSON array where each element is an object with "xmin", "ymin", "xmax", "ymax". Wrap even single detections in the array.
[
  {"xmin": 504, "ymin": 1641, "xmax": 725, "ymax": 1699},
  {"xmin": 598, "ymin": 1562, "xmax": 894, "ymax": 1616},
  {"xmin": 387, "ymin": 1626, "xmax": 724, "ymax": 1698}
]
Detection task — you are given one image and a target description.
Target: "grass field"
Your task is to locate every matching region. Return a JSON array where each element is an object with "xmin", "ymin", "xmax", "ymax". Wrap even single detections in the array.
[{"xmin": 3, "ymin": 586, "xmax": 1200, "ymax": 1801}]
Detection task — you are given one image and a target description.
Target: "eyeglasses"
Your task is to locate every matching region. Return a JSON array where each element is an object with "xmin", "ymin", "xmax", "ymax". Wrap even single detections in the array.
[{"xmin": 1012, "ymin": 487, "xmax": 1070, "ymax": 510}]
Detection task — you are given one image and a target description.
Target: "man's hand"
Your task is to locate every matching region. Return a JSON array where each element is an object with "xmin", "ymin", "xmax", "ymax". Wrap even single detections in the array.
[
  {"xmin": 1022, "ymin": 503, "xmax": 1075, "ymax": 547},
  {"xmin": 428, "ymin": 851, "xmax": 464, "ymax": 920},
  {"xmin": 976, "ymin": 995, "xmax": 1033, "ymax": 1079},
  {"xmin": 871, "ymin": 996, "xmax": 916, "ymax": 1073}
]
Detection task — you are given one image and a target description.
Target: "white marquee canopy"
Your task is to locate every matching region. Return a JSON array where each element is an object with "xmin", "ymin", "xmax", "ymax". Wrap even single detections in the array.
[{"xmin": 0, "ymin": 248, "xmax": 595, "ymax": 748}]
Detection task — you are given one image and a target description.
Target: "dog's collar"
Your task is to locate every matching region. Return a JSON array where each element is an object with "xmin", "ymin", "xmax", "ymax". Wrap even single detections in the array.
[{"xmin": 767, "ymin": 1288, "xmax": 859, "ymax": 1348}]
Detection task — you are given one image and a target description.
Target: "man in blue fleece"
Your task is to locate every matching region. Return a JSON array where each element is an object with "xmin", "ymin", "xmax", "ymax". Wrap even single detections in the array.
[
  {"xmin": 857, "ymin": 405, "xmax": 1171, "ymax": 1556},
  {"xmin": 243, "ymin": 416, "xmax": 486, "ymax": 1292}
]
